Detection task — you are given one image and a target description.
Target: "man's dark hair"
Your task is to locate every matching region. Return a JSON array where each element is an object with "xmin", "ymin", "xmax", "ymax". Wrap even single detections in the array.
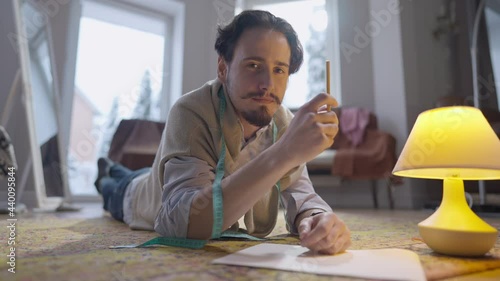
[{"xmin": 214, "ymin": 10, "xmax": 303, "ymax": 74}]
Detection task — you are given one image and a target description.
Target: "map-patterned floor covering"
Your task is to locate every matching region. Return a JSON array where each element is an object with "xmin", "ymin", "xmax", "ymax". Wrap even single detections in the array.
[{"xmin": 1, "ymin": 208, "xmax": 500, "ymax": 281}]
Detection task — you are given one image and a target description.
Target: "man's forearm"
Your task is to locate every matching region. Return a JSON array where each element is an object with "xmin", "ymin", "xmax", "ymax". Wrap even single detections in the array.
[{"xmin": 186, "ymin": 144, "xmax": 296, "ymax": 239}]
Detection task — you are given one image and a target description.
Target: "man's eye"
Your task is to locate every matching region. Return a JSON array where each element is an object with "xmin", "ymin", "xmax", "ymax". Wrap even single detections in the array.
[
  {"xmin": 248, "ymin": 63, "xmax": 259, "ymax": 69},
  {"xmin": 275, "ymin": 68, "xmax": 284, "ymax": 74}
]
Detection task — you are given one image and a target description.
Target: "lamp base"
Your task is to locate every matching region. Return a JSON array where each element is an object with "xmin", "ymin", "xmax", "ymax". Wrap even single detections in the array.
[
  {"xmin": 418, "ymin": 179, "xmax": 498, "ymax": 257},
  {"xmin": 419, "ymin": 225, "xmax": 497, "ymax": 257}
]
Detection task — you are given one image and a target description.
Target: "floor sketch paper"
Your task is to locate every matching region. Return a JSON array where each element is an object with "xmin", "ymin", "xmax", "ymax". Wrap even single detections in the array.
[{"xmin": 212, "ymin": 243, "xmax": 426, "ymax": 281}]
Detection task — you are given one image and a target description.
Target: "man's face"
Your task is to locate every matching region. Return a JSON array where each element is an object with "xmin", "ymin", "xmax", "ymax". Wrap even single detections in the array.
[{"xmin": 218, "ymin": 28, "xmax": 291, "ymax": 127}]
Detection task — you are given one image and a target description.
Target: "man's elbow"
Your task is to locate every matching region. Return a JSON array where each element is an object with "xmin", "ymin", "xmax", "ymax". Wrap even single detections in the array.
[{"xmin": 154, "ymin": 212, "xmax": 190, "ymax": 238}]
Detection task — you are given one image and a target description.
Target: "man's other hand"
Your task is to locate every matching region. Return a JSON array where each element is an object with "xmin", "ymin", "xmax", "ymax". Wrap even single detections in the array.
[{"xmin": 298, "ymin": 212, "xmax": 351, "ymax": 255}]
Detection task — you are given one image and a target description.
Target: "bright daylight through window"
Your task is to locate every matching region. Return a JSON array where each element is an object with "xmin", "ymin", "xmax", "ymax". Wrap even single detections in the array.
[{"xmin": 69, "ymin": 13, "xmax": 165, "ymax": 196}]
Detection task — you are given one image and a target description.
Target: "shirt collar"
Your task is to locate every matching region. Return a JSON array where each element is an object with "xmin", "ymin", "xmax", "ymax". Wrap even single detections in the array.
[{"xmin": 239, "ymin": 120, "xmax": 271, "ymax": 148}]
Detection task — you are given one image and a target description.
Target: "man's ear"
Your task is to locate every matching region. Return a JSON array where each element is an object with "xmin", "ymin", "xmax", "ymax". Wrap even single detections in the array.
[{"xmin": 217, "ymin": 56, "xmax": 228, "ymax": 82}]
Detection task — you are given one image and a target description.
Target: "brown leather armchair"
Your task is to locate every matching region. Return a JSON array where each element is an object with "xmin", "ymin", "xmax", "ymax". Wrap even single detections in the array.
[{"xmin": 107, "ymin": 119, "xmax": 165, "ymax": 170}]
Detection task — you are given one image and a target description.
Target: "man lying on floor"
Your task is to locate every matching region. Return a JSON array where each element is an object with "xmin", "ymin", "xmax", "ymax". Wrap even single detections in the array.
[{"xmin": 95, "ymin": 9, "xmax": 351, "ymax": 255}]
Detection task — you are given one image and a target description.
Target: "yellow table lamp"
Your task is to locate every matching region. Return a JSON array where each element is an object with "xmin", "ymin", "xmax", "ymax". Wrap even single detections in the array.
[{"xmin": 393, "ymin": 106, "xmax": 500, "ymax": 257}]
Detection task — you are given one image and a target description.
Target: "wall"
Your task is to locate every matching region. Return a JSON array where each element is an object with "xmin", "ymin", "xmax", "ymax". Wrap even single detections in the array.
[
  {"xmin": 368, "ymin": 0, "xmax": 414, "ymax": 208},
  {"xmin": 315, "ymin": 0, "xmax": 417, "ymax": 208},
  {"xmin": 174, "ymin": 0, "xmax": 223, "ymax": 94},
  {"xmin": 329, "ymin": 0, "xmax": 459, "ymax": 208},
  {"xmin": 397, "ymin": 0, "xmax": 433, "ymax": 206},
  {"xmin": 336, "ymin": 0, "xmax": 375, "ymax": 110}
]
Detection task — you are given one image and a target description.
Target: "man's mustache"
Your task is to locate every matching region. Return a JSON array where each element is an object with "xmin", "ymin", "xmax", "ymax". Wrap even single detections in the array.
[{"xmin": 243, "ymin": 92, "xmax": 281, "ymax": 105}]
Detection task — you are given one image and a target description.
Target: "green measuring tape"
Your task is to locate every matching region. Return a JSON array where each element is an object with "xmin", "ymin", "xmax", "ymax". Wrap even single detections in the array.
[
  {"xmin": 112, "ymin": 86, "xmax": 280, "ymax": 250},
  {"xmin": 110, "ymin": 230, "xmax": 265, "ymax": 249},
  {"xmin": 210, "ymin": 87, "xmax": 227, "ymax": 238}
]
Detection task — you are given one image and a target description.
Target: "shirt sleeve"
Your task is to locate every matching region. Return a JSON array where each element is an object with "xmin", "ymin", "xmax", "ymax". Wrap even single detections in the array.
[
  {"xmin": 154, "ymin": 156, "xmax": 215, "ymax": 238},
  {"xmin": 280, "ymin": 166, "xmax": 333, "ymax": 235}
]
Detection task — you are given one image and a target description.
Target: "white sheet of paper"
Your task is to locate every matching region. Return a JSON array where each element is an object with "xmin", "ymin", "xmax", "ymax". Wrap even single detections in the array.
[{"xmin": 212, "ymin": 243, "xmax": 426, "ymax": 281}]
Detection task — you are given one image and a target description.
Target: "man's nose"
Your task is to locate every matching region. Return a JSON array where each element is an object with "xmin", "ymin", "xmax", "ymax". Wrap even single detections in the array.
[{"xmin": 258, "ymin": 69, "xmax": 274, "ymax": 92}]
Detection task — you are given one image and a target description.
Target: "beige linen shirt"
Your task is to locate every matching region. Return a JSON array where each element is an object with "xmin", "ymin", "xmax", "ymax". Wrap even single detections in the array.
[{"xmin": 125, "ymin": 79, "xmax": 332, "ymax": 237}]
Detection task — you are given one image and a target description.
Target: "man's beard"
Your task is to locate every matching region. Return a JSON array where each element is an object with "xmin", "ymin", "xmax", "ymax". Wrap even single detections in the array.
[
  {"xmin": 241, "ymin": 106, "xmax": 273, "ymax": 127},
  {"xmin": 226, "ymin": 77, "xmax": 281, "ymax": 127}
]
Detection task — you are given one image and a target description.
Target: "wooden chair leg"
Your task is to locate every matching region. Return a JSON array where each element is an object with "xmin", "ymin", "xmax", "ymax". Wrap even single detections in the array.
[{"xmin": 371, "ymin": 180, "xmax": 378, "ymax": 209}]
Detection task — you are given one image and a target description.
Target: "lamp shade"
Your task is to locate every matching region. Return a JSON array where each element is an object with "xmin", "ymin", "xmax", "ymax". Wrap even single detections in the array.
[{"xmin": 393, "ymin": 106, "xmax": 500, "ymax": 180}]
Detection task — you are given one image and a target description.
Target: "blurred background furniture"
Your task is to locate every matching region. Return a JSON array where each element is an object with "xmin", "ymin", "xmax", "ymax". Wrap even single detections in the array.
[
  {"xmin": 107, "ymin": 119, "xmax": 164, "ymax": 170},
  {"xmin": 307, "ymin": 107, "xmax": 401, "ymax": 209}
]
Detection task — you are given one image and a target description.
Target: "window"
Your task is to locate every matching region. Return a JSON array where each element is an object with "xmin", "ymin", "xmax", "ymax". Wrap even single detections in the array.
[
  {"xmin": 237, "ymin": 0, "xmax": 341, "ymax": 109},
  {"xmin": 68, "ymin": 0, "xmax": 184, "ymax": 196}
]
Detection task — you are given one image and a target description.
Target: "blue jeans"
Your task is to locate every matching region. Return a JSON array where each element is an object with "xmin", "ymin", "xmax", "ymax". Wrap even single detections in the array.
[{"xmin": 100, "ymin": 163, "xmax": 150, "ymax": 222}]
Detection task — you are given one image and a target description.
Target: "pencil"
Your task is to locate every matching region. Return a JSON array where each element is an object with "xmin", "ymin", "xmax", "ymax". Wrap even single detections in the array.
[{"xmin": 326, "ymin": 60, "xmax": 331, "ymax": 111}]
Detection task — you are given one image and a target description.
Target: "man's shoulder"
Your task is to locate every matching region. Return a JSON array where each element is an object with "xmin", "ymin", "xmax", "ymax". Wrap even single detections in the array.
[
  {"xmin": 174, "ymin": 79, "xmax": 219, "ymax": 111},
  {"xmin": 178, "ymin": 79, "xmax": 219, "ymax": 101},
  {"xmin": 167, "ymin": 79, "xmax": 220, "ymax": 126}
]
